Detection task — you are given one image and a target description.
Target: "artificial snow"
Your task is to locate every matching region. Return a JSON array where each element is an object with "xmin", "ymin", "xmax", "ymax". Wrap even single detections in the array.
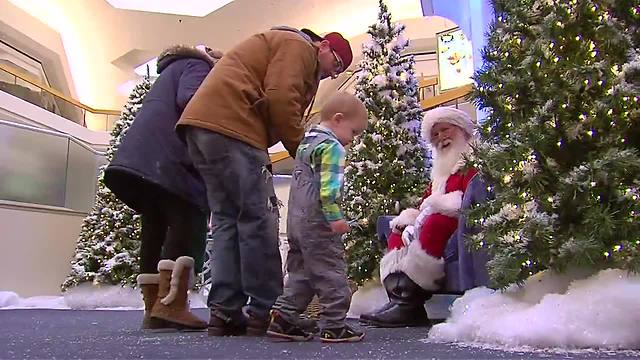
[
  {"xmin": 0, "ymin": 291, "xmax": 67, "ymax": 309},
  {"xmin": 0, "ymin": 284, "xmax": 207, "ymax": 310},
  {"xmin": 429, "ymin": 268, "xmax": 640, "ymax": 350},
  {"xmin": 64, "ymin": 284, "xmax": 143, "ymax": 310},
  {"xmin": 372, "ymin": 74, "xmax": 387, "ymax": 87},
  {"xmin": 347, "ymin": 281, "xmax": 388, "ymax": 318}
]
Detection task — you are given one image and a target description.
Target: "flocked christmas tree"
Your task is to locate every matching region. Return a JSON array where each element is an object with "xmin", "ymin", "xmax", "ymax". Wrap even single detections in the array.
[
  {"xmin": 344, "ymin": 0, "xmax": 429, "ymax": 284},
  {"xmin": 468, "ymin": 0, "xmax": 640, "ymax": 288},
  {"xmin": 62, "ymin": 77, "xmax": 152, "ymax": 291}
]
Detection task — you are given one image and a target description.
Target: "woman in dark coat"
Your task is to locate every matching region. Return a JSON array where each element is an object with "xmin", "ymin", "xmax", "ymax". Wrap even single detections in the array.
[{"xmin": 104, "ymin": 45, "xmax": 222, "ymax": 330}]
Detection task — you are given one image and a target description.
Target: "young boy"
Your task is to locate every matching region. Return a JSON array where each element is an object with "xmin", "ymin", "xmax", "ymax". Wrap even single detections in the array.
[{"xmin": 267, "ymin": 92, "xmax": 369, "ymax": 343}]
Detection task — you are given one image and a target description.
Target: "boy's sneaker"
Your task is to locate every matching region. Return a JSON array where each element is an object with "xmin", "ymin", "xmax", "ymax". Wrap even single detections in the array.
[
  {"xmin": 266, "ymin": 310, "xmax": 313, "ymax": 341},
  {"xmin": 298, "ymin": 315, "xmax": 319, "ymax": 334},
  {"xmin": 320, "ymin": 324, "xmax": 365, "ymax": 343}
]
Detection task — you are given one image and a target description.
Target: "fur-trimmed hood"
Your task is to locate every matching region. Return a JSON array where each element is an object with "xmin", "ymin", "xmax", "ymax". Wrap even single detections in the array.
[{"xmin": 156, "ymin": 45, "xmax": 216, "ymax": 74}]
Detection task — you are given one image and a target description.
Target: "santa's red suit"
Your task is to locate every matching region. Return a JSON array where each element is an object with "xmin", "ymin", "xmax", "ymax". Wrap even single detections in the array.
[
  {"xmin": 381, "ymin": 165, "xmax": 477, "ymax": 291},
  {"xmin": 360, "ymin": 106, "xmax": 477, "ymax": 328}
]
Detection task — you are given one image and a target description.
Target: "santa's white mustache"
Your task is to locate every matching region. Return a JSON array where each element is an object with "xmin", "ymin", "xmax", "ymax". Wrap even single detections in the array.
[{"xmin": 437, "ymin": 138, "xmax": 453, "ymax": 149}]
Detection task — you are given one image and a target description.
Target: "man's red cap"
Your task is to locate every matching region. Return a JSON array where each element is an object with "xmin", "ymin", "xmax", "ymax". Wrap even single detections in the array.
[
  {"xmin": 323, "ymin": 32, "xmax": 353, "ymax": 72},
  {"xmin": 301, "ymin": 28, "xmax": 353, "ymax": 72}
]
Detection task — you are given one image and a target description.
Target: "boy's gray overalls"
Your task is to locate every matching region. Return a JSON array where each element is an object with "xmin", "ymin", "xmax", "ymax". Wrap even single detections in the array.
[{"xmin": 272, "ymin": 132, "xmax": 352, "ymax": 329}]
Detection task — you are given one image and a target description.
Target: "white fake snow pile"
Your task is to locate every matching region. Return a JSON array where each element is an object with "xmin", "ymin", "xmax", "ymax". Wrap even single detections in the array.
[
  {"xmin": 429, "ymin": 268, "xmax": 640, "ymax": 350},
  {"xmin": 347, "ymin": 281, "xmax": 388, "ymax": 318},
  {"xmin": 0, "ymin": 284, "xmax": 207, "ymax": 310}
]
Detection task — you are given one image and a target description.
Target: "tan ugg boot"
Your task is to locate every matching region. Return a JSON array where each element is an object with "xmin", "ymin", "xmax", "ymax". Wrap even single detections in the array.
[
  {"xmin": 150, "ymin": 257, "xmax": 207, "ymax": 330},
  {"xmin": 137, "ymin": 273, "xmax": 170, "ymax": 330}
]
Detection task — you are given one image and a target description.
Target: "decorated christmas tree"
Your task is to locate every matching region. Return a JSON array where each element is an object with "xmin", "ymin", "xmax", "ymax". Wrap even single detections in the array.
[
  {"xmin": 343, "ymin": 0, "xmax": 430, "ymax": 284},
  {"xmin": 62, "ymin": 77, "xmax": 152, "ymax": 291},
  {"xmin": 468, "ymin": 0, "xmax": 640, "ymax": 288}
]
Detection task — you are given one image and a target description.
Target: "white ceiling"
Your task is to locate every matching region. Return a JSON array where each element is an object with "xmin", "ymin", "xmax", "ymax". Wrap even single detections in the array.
[{"xmin": 6, "ymin": 0, "xmax": 455, "ymax": 109}]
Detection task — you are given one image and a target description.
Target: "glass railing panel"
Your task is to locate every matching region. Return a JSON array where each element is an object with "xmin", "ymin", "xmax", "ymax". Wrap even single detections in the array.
[
  {"xmin": 0, "ymin": 120, "xmax": 107, "ymax": 212},
  {"xmin": 65, "ymin": 139, "xmax": 104, "ymax": 212},
  {"xmin": 0, "ymin": 121, "xmax": 68, "ymax": 207}
]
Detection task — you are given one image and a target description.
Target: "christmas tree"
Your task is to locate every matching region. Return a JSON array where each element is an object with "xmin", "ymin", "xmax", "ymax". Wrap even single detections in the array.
[
  {"xmin": 343, "ymin": 0, "xmax": 430, "ymax": 284},
  {"xmin": 468, "ymin": 0, "xmax": 640, "ymax": 288},
  {"xmin": 62, "ymin": 77, "xmax": 152, "ymax": 291}
]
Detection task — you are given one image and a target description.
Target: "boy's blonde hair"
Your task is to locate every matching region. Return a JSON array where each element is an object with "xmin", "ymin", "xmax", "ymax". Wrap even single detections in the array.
[{"xmin": 320, "ymin": 92, "xmax": 367, "ymax": 122}]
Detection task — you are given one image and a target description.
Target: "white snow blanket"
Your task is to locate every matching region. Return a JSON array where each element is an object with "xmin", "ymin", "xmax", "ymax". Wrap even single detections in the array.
[
  {"xmin": 429, "ymin": 268, "xmax": 640, "ymax": 350},
  {"xmin": 0, "ymin": 284, "xmax": 207, "ymax": 310},
  {"xmin": 346, "ymin": 282, "xmax": 389, "ymax": 319}
]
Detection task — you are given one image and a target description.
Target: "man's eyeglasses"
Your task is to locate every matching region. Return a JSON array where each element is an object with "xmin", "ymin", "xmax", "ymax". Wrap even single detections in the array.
[{"xmin": 331, "ymin": 49, "xmax": 344, "ymax": 73}]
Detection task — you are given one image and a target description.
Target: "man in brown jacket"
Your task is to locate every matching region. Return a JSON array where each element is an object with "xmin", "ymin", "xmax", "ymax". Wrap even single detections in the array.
[{"xmin": 176, "ymin": 26, "xmax": 353, "ymax": 336}]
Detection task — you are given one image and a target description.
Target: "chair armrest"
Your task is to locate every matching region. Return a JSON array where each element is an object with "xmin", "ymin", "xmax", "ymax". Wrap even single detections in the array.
[{"xmin": 376, "ymin": 215, "xmax": 396, "ymax": 247}]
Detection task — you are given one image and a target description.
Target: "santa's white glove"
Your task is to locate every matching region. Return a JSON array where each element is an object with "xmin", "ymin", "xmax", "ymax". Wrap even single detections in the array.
[
  {"xmin": 401, "ymin": 225, "xmax": 415, "ymax": 246},
  {"xmin": 390, "ymin": 208, "xmax": 420, "ymax": 233},
  {"xmin": 389, "ymin": 219, "xmax": 405, "ymax": 233}
]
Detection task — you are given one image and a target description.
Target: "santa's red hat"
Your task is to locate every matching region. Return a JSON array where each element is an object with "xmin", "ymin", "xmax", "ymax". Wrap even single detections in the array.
[{"xmin": 421, "ymin": 107, "xmax": 475, "ymax": 143}]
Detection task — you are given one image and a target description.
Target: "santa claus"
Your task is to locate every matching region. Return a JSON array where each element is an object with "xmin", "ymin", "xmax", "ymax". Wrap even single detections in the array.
[{"xmin": 360, "ymin": 107, "xmax": 477, "ymax": 328}]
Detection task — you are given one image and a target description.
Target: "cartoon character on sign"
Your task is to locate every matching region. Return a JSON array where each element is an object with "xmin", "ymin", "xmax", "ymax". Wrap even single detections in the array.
[
  {"xmin": 438, "ymin": 29, "xmax": 474, "ymax": 90},
  {"xmin": 440, "ymin": 32, "xmax": 472, "ymax": 74}
]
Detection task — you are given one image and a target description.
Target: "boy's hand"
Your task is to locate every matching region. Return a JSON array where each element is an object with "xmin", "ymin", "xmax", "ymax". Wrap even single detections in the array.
[{"xmin": 330, "ymin": 219, "xmax": 351, "ymax": 235}]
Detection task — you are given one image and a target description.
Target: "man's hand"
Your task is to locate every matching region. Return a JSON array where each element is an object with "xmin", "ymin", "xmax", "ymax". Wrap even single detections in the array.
[{"xmin": 330, "ymin": 219, "xmax": 351, "ymax": 235}]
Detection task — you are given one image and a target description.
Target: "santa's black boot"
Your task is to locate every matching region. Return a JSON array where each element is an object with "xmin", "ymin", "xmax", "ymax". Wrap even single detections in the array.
[
  {"xmin": 358, "ymin": 273, "xmax": 403, "ymax": 324},
  {"xmin": 367, "ymin": 272, "xmax": 431, "ymax": 328}
]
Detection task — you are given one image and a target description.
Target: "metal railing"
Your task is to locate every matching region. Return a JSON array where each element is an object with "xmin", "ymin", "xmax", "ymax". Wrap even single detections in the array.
[
  {"xmin": 0, "ymin": 64, "xmax": 120, "ymax": 132},
  {"xmin": 1, "ymin": 56, "xmax": 471, "ymax": 166},
  {"xmin": 421, "ymin": 83, "xmax": 473, "ymax": 110},
  {"xmin": 418, "ymin": 76, "xmax": 439, "ymax": 101}
]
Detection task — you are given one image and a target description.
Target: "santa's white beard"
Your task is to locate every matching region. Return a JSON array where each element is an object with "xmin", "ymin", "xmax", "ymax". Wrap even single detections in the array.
[{"xmin": 430, "ymin": 134, "xmax": 470, "ymax": 193}]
